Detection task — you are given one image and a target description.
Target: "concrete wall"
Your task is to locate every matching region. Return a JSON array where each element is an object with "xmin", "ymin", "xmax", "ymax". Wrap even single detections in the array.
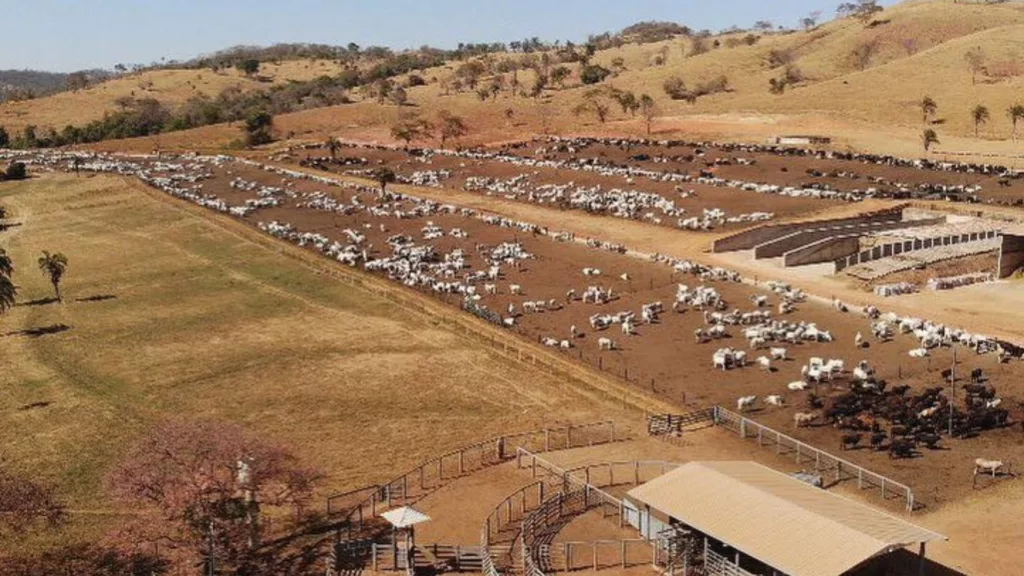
[
  {"xmin": 835, "ymin": 229, "xmax": 1001, "ymax": 273},
  {"xmin": 783, "ymin": 235, "xmax": 861, "ymax": 267},
  {"xmin": 998, "ymin": 234, "xmax": 1024, "ymax": 278},
  {"xmin": 753, "ymin": 217, "xmax": 946, "ymax": 260},
  {"xmin": 712, "ymin": 207, "xmax": 905, "ymax": 253}
]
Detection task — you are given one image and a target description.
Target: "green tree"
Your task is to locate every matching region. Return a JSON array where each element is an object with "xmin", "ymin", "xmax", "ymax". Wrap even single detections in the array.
[
  {"xmin": 1007, "ymin": 104, "xmax": 1024, "ymax": 141},
  {"xmin": 371, "ymin": 167, "xmax": 397, "ymax": 193},
  {"xmin": 922, "ymin": 128, "xmax": 939, "ymax": 152},
  {"xmin": 663, "ymin": 76, "xmax": 688, "ymax": 100},
  {"xmin": 580, "ymin": 64, "xmax": 611, "ymax": 85},
  {"xmin": 235, "ymin": 59, "xmax": 260, "ymax": 76},
  {"xmin": 921, "ymin": 96, "xmax": 937, "ymax": 124},
  {"xmin": 612, "ymin": 90, "xmax": 639, "ymax": 116},
  {"xmin": 243, "ymin": 110, "xmax": 273, "ymax": 146},
  {"xmin": 437, "ymin": 110, "xmax": 469, "ymax": 149},
  {"xmin": 0, "ymin": 126, "xmax": 8, "ymax": 148},
  {"xmin": 37, "ymin": 251, "xmax": 68, "ymax": 302},
  {"xmin": 5, "ymin": 162, "xmax": 27, "ymax": 180},
  {"xmin": 639, "ymin": 94, "xmax": 658, "ymax": 136},
  {"xmin": 972, "ymin": 104, "xmax": 990, "ymax": 137},
  {"xmin": 572, "ymin": 89, "xmax": 611, "ymax": 123},
  {"xmin": 550, "ymin": 66, "xmax": 572, "ymax": 88}
]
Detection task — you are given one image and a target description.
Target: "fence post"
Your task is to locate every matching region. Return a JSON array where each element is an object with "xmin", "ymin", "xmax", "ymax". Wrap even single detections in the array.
[
  {"xmin": 609, "ymin": 422, "xmax": 616, "ymax": 443},
  {"xmin": 459, "ymin": 451, "xmax": 465, "ymax": 475},
  {"xmin": 634, "ymin": 461, "xmax": 640, "ymax": 485},
  {"xmin": 836, "ymin": 461, "xmax": 842, "ymax": 483},
  {"xmin": 776, "ymin": 431, "xmax": 782, "ymax": 455},
  {"xmin": 622, "ymin": 540, "xmax": 627, "ymax": 568},
  {"xmin": 567, "ymin": 426, "xmax": 574, "ymax": 448},
  {"xmin": 593, "ymin": 543, "xmax": 598, "ymax": 571},
  {"xmin": 739, "ymin": 418, "xmax": 746, "ymax": 439},
  {"xmin": 372, "ymin": 543, "xmax": 378, "ymax": 571},
  {"xmin": 795, "ymin": 444, "xmax": 800, "ymax": 464},
  {"xmin": 858, "ymin": 468, "xmax": 863, "ymax": 490},
  {"xmin": 545, "ymin": 430, "xmax": 551, "ymax": 451}
]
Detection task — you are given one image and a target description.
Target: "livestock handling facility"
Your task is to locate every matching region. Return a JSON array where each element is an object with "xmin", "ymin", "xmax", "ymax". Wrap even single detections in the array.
[{"xmin": 624, "ymin": 461, "xmax": 945, "ymax": 576}]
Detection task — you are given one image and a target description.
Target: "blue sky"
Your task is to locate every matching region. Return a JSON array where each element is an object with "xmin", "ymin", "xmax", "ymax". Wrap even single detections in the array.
[{"xmin": 5, "ymin": 0, "xmax": 898, "ymax": 72}]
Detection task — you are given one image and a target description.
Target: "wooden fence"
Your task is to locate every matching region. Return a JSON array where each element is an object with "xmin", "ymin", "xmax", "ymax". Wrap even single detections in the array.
[
  {"xmin": 711, "ymin": 406, "xmax": 917, "ymax": 511},
  {"xmin": 330, "ymin": 421, "xmax": 618, "ymax": 538}
]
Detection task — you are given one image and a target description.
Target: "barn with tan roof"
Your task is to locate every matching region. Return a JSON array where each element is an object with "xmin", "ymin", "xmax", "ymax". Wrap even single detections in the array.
[{"xmin": 624, "ymin": 461, "xmax": 946, "ymax": 576}]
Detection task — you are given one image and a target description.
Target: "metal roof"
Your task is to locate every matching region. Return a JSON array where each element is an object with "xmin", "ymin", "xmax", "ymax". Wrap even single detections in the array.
[{"xmin": 626, "ymin": 461, "xmax": 945, "ymax": 576}]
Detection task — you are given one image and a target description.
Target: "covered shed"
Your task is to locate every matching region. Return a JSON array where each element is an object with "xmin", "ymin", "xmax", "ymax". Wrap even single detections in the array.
[{"xmin": 625, "ymin": 461, "xmax": 945, "ymax": 576}]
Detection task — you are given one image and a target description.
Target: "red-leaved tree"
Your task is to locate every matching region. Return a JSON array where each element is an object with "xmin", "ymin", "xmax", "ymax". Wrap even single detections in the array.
[
  {"xmin": 106, "ymin": 419, "xmax": 320, "ymax": 574},
  {"xmin": 0, "ymin": 462, "xmax": 66, "ymax": 537}
]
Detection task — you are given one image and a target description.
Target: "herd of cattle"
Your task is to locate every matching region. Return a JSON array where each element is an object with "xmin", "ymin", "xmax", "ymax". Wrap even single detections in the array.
[{"xmin": 7, "ymin": 147, "xmax": 1024, "ymax": 469}]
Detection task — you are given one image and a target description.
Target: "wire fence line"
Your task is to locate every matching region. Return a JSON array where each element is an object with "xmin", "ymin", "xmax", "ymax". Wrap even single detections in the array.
[{"xmin": 709, "ymin": 406, "xmax": 916, "ymax": 511}]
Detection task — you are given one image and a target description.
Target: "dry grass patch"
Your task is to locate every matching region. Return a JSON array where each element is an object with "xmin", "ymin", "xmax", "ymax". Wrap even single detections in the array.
[{"xmin": 0, "ymin": 173, "xmax": 636, "ymax": 548}]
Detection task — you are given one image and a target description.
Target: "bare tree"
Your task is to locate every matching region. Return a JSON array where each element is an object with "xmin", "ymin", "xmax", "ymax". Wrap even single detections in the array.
[
  {"xmin": 437, "ymin": 110, "xmax": 469, "ymax": 149},
  {"xmin": 639, "ymin": 94, "xmax": 658, "ymax": 136},
  {"xmin": 850, "ymin": 39, "xmax": 880, "ymax": 71},
  {"xmin": 800, "ymin": 11, "xmax": 823, "ymax": 30},
  {"xmin": 965, "ymin": 47, "xmax": 986, "ymax": 85},
  {"xmin": 389, "ymin": 111, "xmax": 434, "ymax": 147}
]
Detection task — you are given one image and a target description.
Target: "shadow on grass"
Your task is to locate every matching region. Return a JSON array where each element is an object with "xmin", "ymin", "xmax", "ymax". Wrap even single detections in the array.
[
  {"xmin": 17, "ymin": 297, "xmax": 59, "ymax": 307},
  {"xmin": 18, "ymin": 401, "xmax": 52, "ymax": 411},
  {"xmin": 4, "ymin": 323, "xmax": 72, "ymax": 338},
  {"xmin": 75, "ymin": 294, "xmax": 117, "ymax": 303}
]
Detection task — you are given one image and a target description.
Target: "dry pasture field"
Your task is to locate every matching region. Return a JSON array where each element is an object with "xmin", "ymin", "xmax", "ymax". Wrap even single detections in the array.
[{"xmin": 0, "ymin": 172, "xmax": 646, "ymax": 548}]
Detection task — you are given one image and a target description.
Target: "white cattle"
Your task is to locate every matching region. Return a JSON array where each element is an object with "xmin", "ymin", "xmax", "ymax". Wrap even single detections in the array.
[
  {"xmin": 787, "ymin": 381, "xmax": 810, "ymax": 391},
  {"xmin": 510, "ymin": 284, "xmax": 523, "ymax": 295},
  {"xmin": 764, "ymin": 395, "xmax": 785, "ymax": 407},
  {"xmin": 909, "ymin": 348, "xmax": 930, "ymax": 358},
  {"xmin": 794, "ymin": 412, "xmax": 817, "ymax": 427},
  {"xmin": 598, "ymin": 337, "xmax": 615, "ymax": 351},
  {"xmin": 756, "ymin": 356, "xmax": 772, "ymax": 371},
  {"xmin": 769, "ymin": 347, "xmax": 787, "ymax": 361},
  {"xmin": 737, "ymin": 395, "xmax": 758, "ymax": 412}
]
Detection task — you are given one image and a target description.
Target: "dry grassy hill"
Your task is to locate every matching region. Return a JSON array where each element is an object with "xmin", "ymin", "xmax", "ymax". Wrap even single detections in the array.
[
  {"xmin": 65, "ymin": 0, "xmax": 1024, "ymax": 161},
  {"xmin": 0, "ymin": 59, "xmax": 344, "ymax": 132}
]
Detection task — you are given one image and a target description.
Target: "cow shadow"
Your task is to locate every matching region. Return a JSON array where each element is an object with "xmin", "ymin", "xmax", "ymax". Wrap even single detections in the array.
[
  {"xmin": 75, "ymin": 294, "xmax": 117, "ymax": 303},
  {"xmin": 5, "ymin": 324, "xmax": 72, "ymax": 338},
  {"xmin": 18, "ymin": 401, "xmax": 51, "ymax": 411}
]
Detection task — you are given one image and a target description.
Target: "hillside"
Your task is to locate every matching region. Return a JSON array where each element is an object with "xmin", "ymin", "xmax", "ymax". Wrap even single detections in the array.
[
  {"xmin": 14, "ymin": 0, "xmax": 1024, "ymax": 161},
  {"xmin": 0, "ymin": 60, "xmax": 344, "ymax": 133}
]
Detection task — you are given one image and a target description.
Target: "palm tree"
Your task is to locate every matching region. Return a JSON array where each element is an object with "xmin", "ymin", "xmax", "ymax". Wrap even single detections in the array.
[
  {"xmin": 0, "ymin": 248, "xmax": 13, "ymax": 278},
  {"xmin": 1008, "ymin": 104, "xmax": 1024, "ymax": 141},
  {"xmin": 325, "ymin": 137, "xmax": 340, "ymax": 159},
  {"xmin": 921, "ymin": 96, "xmax": 937, "ymax": 124},
  {"xmin": 37, "ymin": 251, "xmax": 68, "ymax": 302},
  {"xmin": 972, "ymin": 105, "xmax": 990, "ymax": 137},
  {"xmin": 0, "ymin": 275, "xmax": 16, "ymax": 315},
  {"xmin": 922, "ymin": 129, "xmax": 940, "ymax": 153}
]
